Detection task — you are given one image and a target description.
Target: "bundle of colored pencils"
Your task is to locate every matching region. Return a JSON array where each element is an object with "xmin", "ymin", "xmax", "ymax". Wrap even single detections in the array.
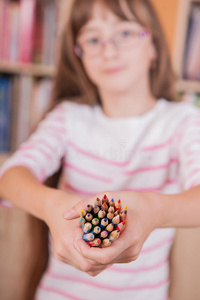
[{"xmin": 79, "ymin": 194, "xmax": 127, "ymax": 247}]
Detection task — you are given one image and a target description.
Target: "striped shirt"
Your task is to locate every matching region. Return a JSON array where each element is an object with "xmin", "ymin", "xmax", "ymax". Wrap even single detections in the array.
[{"xmin": 1, "ymin": 98, "xmax": 200, "ymax": 300}]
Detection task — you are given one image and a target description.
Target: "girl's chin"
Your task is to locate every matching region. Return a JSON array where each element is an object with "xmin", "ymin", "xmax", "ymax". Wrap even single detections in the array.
[{"xmin": 101, "ymin": 82, "xmax": 134, "ymax": 93}]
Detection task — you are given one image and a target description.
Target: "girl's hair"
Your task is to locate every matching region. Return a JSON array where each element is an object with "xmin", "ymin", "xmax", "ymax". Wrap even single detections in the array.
[{"xmin": 51, "ymin": 0, "xmax": 177, "ymax": 107}]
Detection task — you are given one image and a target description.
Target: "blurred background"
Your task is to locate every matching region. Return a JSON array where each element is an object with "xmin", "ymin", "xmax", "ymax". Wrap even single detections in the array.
[
  {"xmin": 0, "ymin": 0, "xmax": 200, "ymax": 158},
  {"xmin": 0, "ymin": 0, "xmax": 200, "ymax": 300}
]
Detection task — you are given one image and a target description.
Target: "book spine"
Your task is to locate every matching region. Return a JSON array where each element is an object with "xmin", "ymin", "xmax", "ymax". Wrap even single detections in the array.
[
  {"xmin": 0, "ymin": 0, "xmax": 3, "ymax": 60},
  {"xmin": 183, "ymin": 4, "xmax": 200, "ymax": 80},
  {"xmin": 18, "ymin": 0, "xmax": 36, "ymax": 63},
  {"xmin": 9, "ymin": 1, "xmax": 20, "ymax": 62},
  {"xmin": 15, "ymin": 76, "xmax": 34, "ymax": 147},
  {"xmin": 33, "ymin": 1, "xmax": 43, "ymax": 64},
  {"xmin": 0, "ymin": 76, "xmax": 11, "ymax": 152},
  {"xmin": 0, "ymin": 0, "xmax": 11, "ymax": 61}
]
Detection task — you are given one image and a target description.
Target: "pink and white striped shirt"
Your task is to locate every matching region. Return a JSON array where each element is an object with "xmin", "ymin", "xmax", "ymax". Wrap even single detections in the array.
[{"xmin": 1, "ymin": 98, "xmax": 200, "ymax": 300}]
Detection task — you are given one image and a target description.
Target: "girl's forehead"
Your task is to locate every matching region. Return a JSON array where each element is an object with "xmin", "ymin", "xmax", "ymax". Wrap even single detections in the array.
[
  {"xmin": 90, "ymin": 4, "xmax": 122, "ymax": 23},
  {"xmin": 81, "ymin": 1, "xmax": 138, "ymax": 31},
  {"xmin": 95, "ymin": 1, "xmax": 136, "ymax": 20}
]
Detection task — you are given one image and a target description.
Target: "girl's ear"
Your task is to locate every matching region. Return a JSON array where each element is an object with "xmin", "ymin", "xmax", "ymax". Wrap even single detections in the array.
[{"xmin": 74, "ymin": 45, "xmax": 82, "ymax": 58}]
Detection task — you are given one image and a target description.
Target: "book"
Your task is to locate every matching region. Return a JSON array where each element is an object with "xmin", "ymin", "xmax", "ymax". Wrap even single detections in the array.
[
  {"xmin": 33, "ymin": 0, "xmax": 43, "ymax": 64},
  {"xmin": 0, "ymin": 0, "xmax": 10, "ymax": 61},
  {"xmin": 9, "ymin": 76, "xmax": 53, "ymax": 150},
  {"xmin": 0, "ymin": 0, "xmax": 61, "ymax": 65},
  {"xmin": 29, "ymin": 78, "xmax": 52, "ymax": 132},
  {"xmin": 41, "ymin": 0, "xmax": 58, "ymax": 65},
  {"xmin": 0, "ymin": 75, "xmax": 11, "ymax": 152},
  {"xmin": 18, "ymin": 0, "xmax": 36, "ymax": 63},
  {"xmin": 9, "ymin": 0, "xmax": 20, "ymax": 62},
  {"xmin": 14, "ymin": 75, "xmax": 34, "ymax": 147},
  {"xmin": 183, "ymin": 3, "xmax": 200, "ymax": 80}
]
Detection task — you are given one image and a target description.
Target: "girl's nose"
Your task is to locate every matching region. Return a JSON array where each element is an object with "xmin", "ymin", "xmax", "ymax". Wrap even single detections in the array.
[{"xmin": 101, "ymin": 39, "xmax": 118, "ymax": 59}]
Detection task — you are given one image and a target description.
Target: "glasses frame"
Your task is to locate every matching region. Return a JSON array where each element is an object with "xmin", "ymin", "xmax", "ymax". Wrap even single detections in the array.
[{"xmin": 74, "ymin": 29, "xmax": 150, "ymax": 58}]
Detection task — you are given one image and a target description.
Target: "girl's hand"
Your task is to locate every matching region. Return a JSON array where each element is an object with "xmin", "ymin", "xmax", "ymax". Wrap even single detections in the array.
[
  {"xmin": 43, "ymin": 189, "xmax": 112, "ymax": 276},
  {"xmin": 64, "ymin": 191, "xmax": 160, "ymax": 267}
]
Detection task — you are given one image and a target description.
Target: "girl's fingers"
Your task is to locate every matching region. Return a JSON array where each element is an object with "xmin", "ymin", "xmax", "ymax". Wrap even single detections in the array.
[
  {"xmin": 63, "ymin": 199, "xmax": 88, "ymax": 220},
  {"xmin": 63, "ymin": 191, "xmax": 112, "ymax": 220},
  {"xmin": 74, "ymin": 230, "xmax": 129, "ymax": 265}
]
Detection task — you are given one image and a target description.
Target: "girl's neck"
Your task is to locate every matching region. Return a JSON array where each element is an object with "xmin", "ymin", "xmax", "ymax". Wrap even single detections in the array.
[{"xmin": 98, "ymin": 79, "xmax": 157, "ymax": 119}]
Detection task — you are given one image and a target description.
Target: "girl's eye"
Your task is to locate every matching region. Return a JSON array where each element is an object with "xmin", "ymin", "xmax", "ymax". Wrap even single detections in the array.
[
  {"xmin": 119, "ymin": 30, "xmax": 132, "ymax": 38},
  {"xmin": 86, "ymin": 37, "xmax": 99, "ymax": 45}
]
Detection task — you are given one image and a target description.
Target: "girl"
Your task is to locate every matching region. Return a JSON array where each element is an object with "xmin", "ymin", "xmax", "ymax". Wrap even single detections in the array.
[{"xmin": 1, "ymin": 0, "xmax": 200, "ymax": 299}]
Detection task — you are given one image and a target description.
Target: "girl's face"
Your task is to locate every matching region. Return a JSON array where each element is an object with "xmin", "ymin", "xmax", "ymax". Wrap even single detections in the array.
[{"xmin": 76, "ymin": 2, "xmax": 157, "ymax": 95}]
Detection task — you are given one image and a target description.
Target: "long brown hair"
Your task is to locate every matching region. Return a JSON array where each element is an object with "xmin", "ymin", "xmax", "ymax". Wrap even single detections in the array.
[{"xmin": 51, "ymin": 0, "xmax": 177, "ymax": 108}]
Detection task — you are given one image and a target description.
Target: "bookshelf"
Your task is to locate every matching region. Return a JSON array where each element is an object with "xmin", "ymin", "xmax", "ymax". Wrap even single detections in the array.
[
  {"xmin": 173, "ymin": 0, "xmax": 200, "ymax": 93},
  {"xmin": 0, "ymin": 61, "xmax": 55, "ymax": 77},
  {"xmin": 0, "ymin": 0, "xmax": 71, "ymax": 163},
  {"xmin": 1, "ymin": 0, "xmax": 200, "ymax": 165}
]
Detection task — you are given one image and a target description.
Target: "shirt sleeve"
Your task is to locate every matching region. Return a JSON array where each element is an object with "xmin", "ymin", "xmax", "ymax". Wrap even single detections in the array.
[
  {"xmin": 177, "ymin": 108, "xmax": 200, "ymax": 190},
  {"xmin": 0, "ymin": 103, "xmax": 68, "ymax": 183}
]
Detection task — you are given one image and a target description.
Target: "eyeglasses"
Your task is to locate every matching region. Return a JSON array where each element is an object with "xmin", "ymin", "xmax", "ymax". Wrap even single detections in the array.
[{"xmin": 74, "ymin": 28, "xmax": 149, "ymax": 58}]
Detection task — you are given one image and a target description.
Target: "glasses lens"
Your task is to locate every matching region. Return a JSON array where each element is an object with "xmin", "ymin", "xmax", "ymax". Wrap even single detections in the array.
[
  {"xmin": 115, "ymin": 29, "xmax": 141, "ymax": 48},
  {"xmin": 82, "ymin": 37, "xmax": 101, "ymax": 57}
]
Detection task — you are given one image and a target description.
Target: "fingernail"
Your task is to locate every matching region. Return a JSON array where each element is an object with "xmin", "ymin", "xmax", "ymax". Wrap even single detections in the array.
[{"xmin": 63, "ymin": 209, "xmax": 75, "ymax": 219}]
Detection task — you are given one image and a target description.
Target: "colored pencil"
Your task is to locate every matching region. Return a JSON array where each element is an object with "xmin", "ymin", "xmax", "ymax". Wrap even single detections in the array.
[
  {"xmin": 114, "ymin": 210, "xmax": 120, "ymax": 216},
  {"xmin": 92, "ymin": 217, "xmax": 99, "ymax": 226},
  {"xmin": 108, "ymin": 206, "xmax": 115, "ymax": 213},
  {"xmin": 120, "ymin": 209, "xmax": 127, "ymax": 222},
  {"xmin": 102, "ymin": 201, "xmax": 108, "ymax": 212},
  {"xmin": 94, "ymin": 197, "xmax": 101, "ymax": 207},
  {"xmin": 107, "ymin": 211, "xmax": 114, "ymax": 220},
  {"xmin": 100, "ymin": 230, "xmax": 109, "ymax": 239},
  {"xmin": 102, "ymin": 194, "xmax": 109, "ymax": 204},
  {"xmin": 106, "ymin": 223, "xmax": 114, "ymax": 232},
  {"xmin": 79, "ymin": 217, "xmax": 86, "ymax": 228},
  {"xmin": 98, "ymin": 209, "xmax": 106, "ymax": 219},
  {"xmin": 115, "ymin": 199, "xmax": 122, "ymax": 211},
  {"xmin": 100, "ymin": 218, "xmax": 108, "ymax": 229},
  {"xmin": 83, "ymin": 233, "xmax": 95, "ymax": 242},
  {"xmin": 87, "ymin": 238, "xmax": 101, "ymax": 247},
  {"xmin": 109, "ymin": 230, "xmax": 120, "ymax": 241},
  {"xmin": 112, "ymin": 214, "xmax": 120, "ymax": 226},
  {"xmin": 91, "ymin": 226, "xmax": 101, "ymax": 235},
  {"xmin": 116, "ymin": 221, "xmax": 126, "ymax": 232},
  {"xmin": 80, "ymin": 209, "xmax": 86, "ymax": 217},
  {"xmin": 85, "ymin": 213, "xmax": 93, "ymax": 222},
  {"xmin": 86, "ymin": 204, "xmax": 93, "ymax": 213},
  {"xmin": 109, "ymin": 198, "xmax": 115, "ymax": 207},
  {"xmin": 93, "ymin": 205, "xmax": 100, "ymax": 215},
  {"xmin": 83, "ymin": 222, "xmax": 92, "ymax": 233},
  {"xmin": 101, "ymin": 239, "xmax": 112, "ymax": 247}
]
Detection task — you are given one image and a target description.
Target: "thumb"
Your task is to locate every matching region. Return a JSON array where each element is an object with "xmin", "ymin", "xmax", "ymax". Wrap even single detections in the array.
[{"xmin": 63, "ymin": 200, "xmax": 87, "ymax": 220}]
